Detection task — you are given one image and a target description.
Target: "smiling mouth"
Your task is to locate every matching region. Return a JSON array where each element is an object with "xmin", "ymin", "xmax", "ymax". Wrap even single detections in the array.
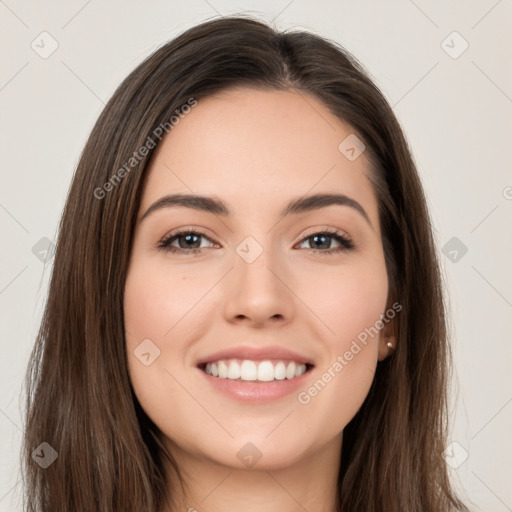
[{"xmin": 198, "ymin": 359, "xmax": 315, "ymax": 382}]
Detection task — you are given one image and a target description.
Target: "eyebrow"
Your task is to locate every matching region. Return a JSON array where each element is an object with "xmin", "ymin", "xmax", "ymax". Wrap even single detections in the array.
[{"xmin": 140, "ymin": 192, "xmax": 372, "ymax": 228}]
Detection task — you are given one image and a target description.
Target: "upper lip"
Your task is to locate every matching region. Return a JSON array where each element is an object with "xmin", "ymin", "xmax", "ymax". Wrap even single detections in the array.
[{"xmin": 196, "ymin": 345, "xmax": 315, "ymax": 367}]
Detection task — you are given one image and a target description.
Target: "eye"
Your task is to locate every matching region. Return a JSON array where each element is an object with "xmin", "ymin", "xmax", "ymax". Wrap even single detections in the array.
[
  {"xmin": 295, "ymin": 229, "xmax": 355, "ymax": 255},
  {"xmin": 157, "ymin": 228, "xmax": 356, "ymax": 256},
  {"xmin": 157, "ymin": 229, "xmax": 217, "ymax": 255}
]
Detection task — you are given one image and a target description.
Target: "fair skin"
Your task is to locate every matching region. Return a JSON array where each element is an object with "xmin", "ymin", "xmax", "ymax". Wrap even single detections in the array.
[{"xmin": 124, "ymin": 86, "xmax": 396, "ymax": 512}]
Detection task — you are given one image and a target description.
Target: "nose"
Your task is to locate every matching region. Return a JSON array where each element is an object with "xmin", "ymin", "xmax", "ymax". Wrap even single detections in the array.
[{"xmin": 223, "ymin": 247, "xmax": 295, "ymax": 327}]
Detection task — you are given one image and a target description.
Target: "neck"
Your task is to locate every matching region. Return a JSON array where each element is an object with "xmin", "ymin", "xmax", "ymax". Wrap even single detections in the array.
[{"xmin": 159, "ymin": 432, "xmax": 342, "ymax": 512}]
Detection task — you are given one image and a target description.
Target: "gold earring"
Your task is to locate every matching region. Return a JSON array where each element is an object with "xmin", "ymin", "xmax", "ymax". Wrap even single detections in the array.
[{"xmin": 386, "ymin": 342, "xmax": 393, "ymax": 349}]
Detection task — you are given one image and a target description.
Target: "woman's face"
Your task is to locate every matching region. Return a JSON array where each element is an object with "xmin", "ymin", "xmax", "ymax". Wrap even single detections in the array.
[{"xmin": 124, "ymin": 86, "xmax": 394, "ymax": 470}]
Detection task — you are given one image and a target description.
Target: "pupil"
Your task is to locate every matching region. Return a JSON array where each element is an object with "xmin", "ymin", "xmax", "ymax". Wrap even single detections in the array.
[
  {"xmin": 312, "ymin": 234, "xmax": 329, "ymax": 249},
  {"xmin": 182, "ymin": 234, "xmax": 200, "ymax": 248}
]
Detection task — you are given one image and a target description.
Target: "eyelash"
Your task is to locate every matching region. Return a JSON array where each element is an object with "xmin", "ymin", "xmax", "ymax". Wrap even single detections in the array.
[{"xmin": 156, "ymin": 228, "xmax": 356, "ymax": 257}]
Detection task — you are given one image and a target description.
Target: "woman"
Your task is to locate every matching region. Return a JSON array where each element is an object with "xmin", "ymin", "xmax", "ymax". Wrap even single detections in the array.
[{"xmin": 22, "ymin": 15, "xmax": 470, "ymax": 512}]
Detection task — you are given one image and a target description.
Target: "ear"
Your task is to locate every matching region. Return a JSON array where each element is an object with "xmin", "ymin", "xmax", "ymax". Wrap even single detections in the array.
[{"xmin": 377, "ymin": 317, "xmax": 397, "ymax": 362}]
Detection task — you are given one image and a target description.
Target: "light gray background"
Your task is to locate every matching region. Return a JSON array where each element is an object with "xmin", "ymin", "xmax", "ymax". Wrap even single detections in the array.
[{"xmin": 1, "ymin": 1, "xmax": 511, "ymax": 511}]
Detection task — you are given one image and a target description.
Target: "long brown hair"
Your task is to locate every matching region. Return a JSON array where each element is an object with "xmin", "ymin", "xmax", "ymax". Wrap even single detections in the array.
[{"xmin": 21, "ymin": 15, "xmax": 469, "ymax": 511}]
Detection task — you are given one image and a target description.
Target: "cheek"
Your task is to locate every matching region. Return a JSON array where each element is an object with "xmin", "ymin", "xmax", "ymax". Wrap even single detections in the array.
[
  {"xmin": 294, "ymin": 260, "xmax": 387, "ymax": 425},
  {"xmin": 123, "ymin": 257, "xmax": 215, "ymax": 418},
  {"xmin": 306, "ymin": 256, "xmax": 389, "ymax": 352},
  {"xmin": 124, "ymin": 258, "xmax": 207, "ymax": 341},
  {"xmin": 123, "ymin": 261, "xmax": 183, "ymax": 395}
]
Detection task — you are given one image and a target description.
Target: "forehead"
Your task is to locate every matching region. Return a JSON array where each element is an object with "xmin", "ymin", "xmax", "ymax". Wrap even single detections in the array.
[{"xmin": 140, "ymin": 87, "xmax": 379, "ymax": 228}]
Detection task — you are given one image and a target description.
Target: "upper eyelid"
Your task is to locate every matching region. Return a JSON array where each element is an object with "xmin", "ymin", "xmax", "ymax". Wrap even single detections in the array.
[{"xmin": 162, "ymin": 228, "xmax": 219, "ymax": 245}]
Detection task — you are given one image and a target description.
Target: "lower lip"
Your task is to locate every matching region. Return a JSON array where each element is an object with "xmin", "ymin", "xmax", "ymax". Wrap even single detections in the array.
[{"xmin": 196, "ymin": 366, "xmax": 314, "ymax": 403}]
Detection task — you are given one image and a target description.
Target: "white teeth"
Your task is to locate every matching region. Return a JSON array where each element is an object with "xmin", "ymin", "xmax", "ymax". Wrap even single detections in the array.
[
  {"xmin": 286, "ymin": 362, "xmax": 296, "ymax": 379},
  {"xmin": 274, "ymin": 361, "xmax": 286, "ymax": 380},
  {"xmin": 218, "ymin": 360, "xmax": 228, "ymax": 378},
  {"xmin": 227, "ymin": 360, "xmax": 241, "ymax": 379},
  {"xmin": 240, "ymin": 360, "xmax": 257, "ymax": 380},
  {"xmin": 257, "ymin": 361, "xmax": 274, "ymax": 381},
  {"xmin": 204, "ymin": 359, "xmax": 308, "ymax": 382}
]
